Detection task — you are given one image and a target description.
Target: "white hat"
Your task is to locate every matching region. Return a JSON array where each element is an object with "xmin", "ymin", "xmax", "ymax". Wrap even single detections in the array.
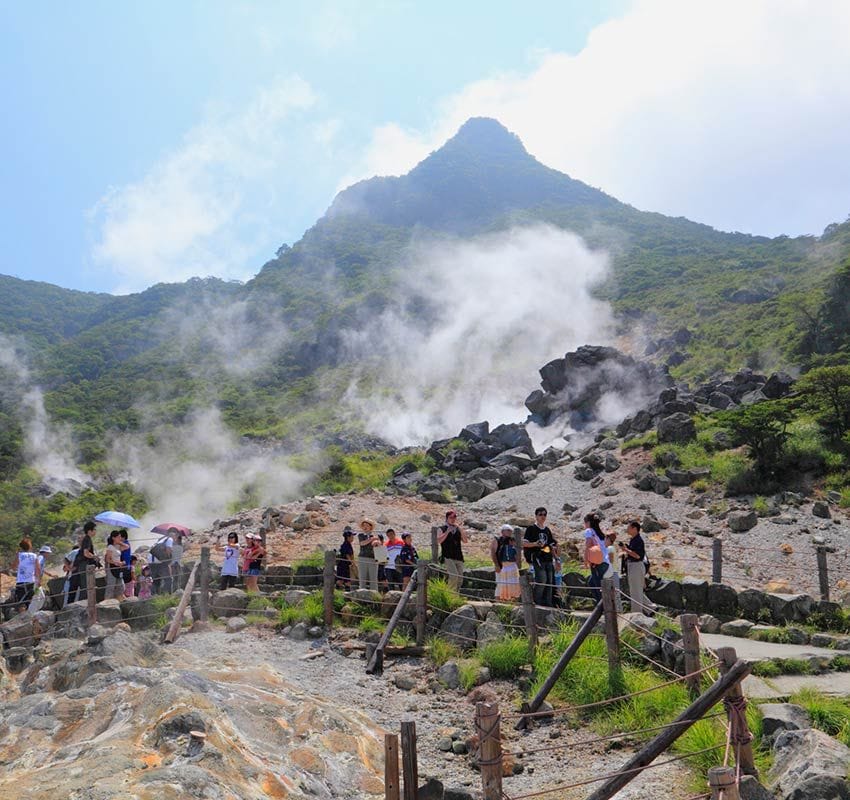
[
  {"xmin": 39, "ymin": 545, "xmax": 53, "ymax": 554},
  {"xmin": 500, "ymin": 524, "xmax": 514, "ymax": 533}
]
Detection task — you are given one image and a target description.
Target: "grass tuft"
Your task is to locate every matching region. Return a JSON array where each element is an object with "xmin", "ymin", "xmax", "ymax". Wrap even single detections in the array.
[{"xmin": 478, "ymin": 635, "xmax": 531, "ymax": 679}]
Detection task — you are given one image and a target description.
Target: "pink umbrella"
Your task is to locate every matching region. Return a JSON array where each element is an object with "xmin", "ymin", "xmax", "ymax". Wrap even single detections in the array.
[{"xmin": 150, "ymin": 523, "xmax": 192, "ymax": 537}]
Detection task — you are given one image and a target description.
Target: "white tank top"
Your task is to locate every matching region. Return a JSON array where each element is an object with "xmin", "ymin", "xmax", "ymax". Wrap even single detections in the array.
[{"xmin": 17, "ymin": 551, "xmax": 37, "ymax": 584}]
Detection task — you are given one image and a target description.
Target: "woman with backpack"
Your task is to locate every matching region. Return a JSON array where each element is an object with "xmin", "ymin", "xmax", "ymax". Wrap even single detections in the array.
[
  {"xmin": 583, "ymin": 512, "xmax": 610, "ymax": 595},
  {"xmin": 492, "ymin": 524, "xmax": 520, "ymax": 601}
]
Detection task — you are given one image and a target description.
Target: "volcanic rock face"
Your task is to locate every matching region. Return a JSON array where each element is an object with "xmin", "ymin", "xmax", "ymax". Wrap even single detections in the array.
[
  {"xmin": 524, "ymin": 345, "xmax": 672, "ymax": 430},
  {"xmin": 0, "ymin": 630, "xmax": 385, "ymax": 799}
]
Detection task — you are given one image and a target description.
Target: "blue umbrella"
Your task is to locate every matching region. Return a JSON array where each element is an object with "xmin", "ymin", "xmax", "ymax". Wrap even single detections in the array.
[{"xmin": 95, "ymin": 510, "xmax": 141, "ymax": 529}]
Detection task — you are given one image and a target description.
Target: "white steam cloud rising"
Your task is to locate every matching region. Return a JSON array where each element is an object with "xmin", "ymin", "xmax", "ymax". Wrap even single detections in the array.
[{"xmin": 343, "ymin": 225, "xmax": 616, "ymax": 445}]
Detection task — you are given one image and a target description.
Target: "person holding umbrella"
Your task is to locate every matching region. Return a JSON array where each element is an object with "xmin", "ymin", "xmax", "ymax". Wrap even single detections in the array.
[{"xmin": 149, "ymin": 529, "xmax": 174, "ymax": 595}]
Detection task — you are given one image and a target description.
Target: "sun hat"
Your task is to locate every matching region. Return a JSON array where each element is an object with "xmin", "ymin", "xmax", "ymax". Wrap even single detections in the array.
[
  {"xmin": 360, "ymin": 518, "xmax": 375, "ymax": 529},
  {"xmin": 39, "ymin": 545, "xmax": 53, "ymax": 553},
  {"xmin": 500, "ymin": 524, "xmax": 514, "ymax": 533}
]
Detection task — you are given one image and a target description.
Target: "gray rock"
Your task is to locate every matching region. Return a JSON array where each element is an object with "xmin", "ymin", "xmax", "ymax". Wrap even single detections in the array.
[
  {"xmin": 770, "ymin": 728, "xmax": 850, "ymax": 800},
  {"xmin": 697, "ymin": 614, "xmax": 721, "ymax": 634},
  {"xmin": 119, "ymin": 598, "xmax": 158, "ymax": 630},
  {"xmin": 451, "ymin": 740, "xmax": 468, "ymax": 755},
  {"xmin": 708, "ymin": 583, "xmax": 738, "ymax": 617},
  {"xmin": 657, "ymin": 413, "xmax": 696, "ymax": 444},
  {"xmin": 728, "ymin": 510, "xmax": 758, "ymax": 532},
  {"xmin": 290, "ymin": 513, "xmax": 310, "ymax": 530},
  {"xmin": 437, "ymin": 661, "xmax": 461, "ymax": 689},
  {"xmin": 642, "ymin": 514, "xmax": 662, "ymax": 533},
  {"xmin": 760, "ymin": 703, "xmax": 812, "ymax": 741},
  {"xmin": 574, "ymin": 462, "xmax": 597, "ymax": 481},
  {"xmin": 766, "ymin": 593, "xmax": 814, "ymax": 624},
  {"xmin": 646, "ymin": 579, "xmax": 682, "ymax": 609},
  {"xmin": 603, "ymin": 452, "xmax": 621, "ymax": 472},
  {"xmin": 86, "ymin": 624, "xmax": 110, "ymax": 646},
  {"xmin": 812, "ymin": 501, "xmax": 832, "ymax": 519},
  {"xmin": 738, "ymin": 776, "xmax": 775, "ymax": 800},
  {"xmin": 720, "ymin": 618, "xmax": 755, "ymax": 636},
  {"xmin": 0, "ymin": 612, "xmax": 35, "ymax": 649},
  {"xmin": 394, "ymin": 674, "xmax": 417, "ymax": 690},
  {"xmin": 210, "ymin": 588, "xmax": 249, "ymax": 618},
  {"xmin": 439, "ymin": 605, "xmax": 479, "ymax": 651},
  {"xmin": 289, "ymin": 622, "xmax": 309, "ymax": 640},
  {"xmin": 226, "ymin": 617, "xmax": 247, "ymax": 633},
  {"xmin": 681, "ymin": 577, "xmax": 709, "ymax": 611},
  {"xmin": 810, "ymin": 633, "xmax": 838, "ymax": 648},
  {"xmin": 284, "ymin": 589, "xmax": 311, "ymax": 606},
  {"xmin": 708, "ymin": 391, "xmax": 735, "ymax": 409},
  {"xmin": 666, "ymin": 468, "xmax": 692, "ymax": 486},
  {"xmin": 477, "ymin": 612, "xmax": 506, "ymax": 648},
  {"xmin": 762, "ymin": 372, "xmax": 795, "ymax": 400}
]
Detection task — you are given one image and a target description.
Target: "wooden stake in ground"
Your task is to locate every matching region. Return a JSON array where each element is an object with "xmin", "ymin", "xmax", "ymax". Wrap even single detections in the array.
[
  {"xmin": 708, "ymin": 766, "xmax": 740, "ymax": 800},
  {"xmin": 400, "ymin": 720, "xmax": 418, "ymax": 800},
  {"xmin": 384, "ymin": 733, "xmax": 400, "ymax": 800},
  {"xmin": 430, "ymin": 526, "xmax": 439, "ymax": 564},
  {"xmin": 323, "ymin": 549, "xmax": 336, "ymax": 629},
  {"xmin": 519, "ymin": 572, "xmax": 538, "ymax": 651},
  {"xmin": 86, "ymin": 565, "xmax": 97, "ymax": 626},
  {"xmin": 199, "ymin": 546, "xmax": 210, "ymax": 623},
  {"xmin": 163, "ymin": 562, "xmax": 199, "ymax": 644},
  {"xmin": 601, "ymin": 574, "xmax": 621, "ymax": 690},
  {"xmin": 712, "ymin": 537, "xmax": 723, "ymax": 584},
  {"xmin": 366, "ymin": 572, "xmax": 418, "ymax": 675},
  {"xmin": 680, "ymin": 613, "xmax": 701, "ymax": 698},
  {"xmin": 415, "ymin": 560, "xmax": 427, "ymax": 647},
  {"xmin": 816, "ymin": 545, "xmax": 830, "ymax": 602},
  {"xmin": 716, "ymin": 646, "xmax": 757, "ymax": 777},
  {"xmin": 476, "ymin": 702, "xmax": 503, "ymax": 800}
]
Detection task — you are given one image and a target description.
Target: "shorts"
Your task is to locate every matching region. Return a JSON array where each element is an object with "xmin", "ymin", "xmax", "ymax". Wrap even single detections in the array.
[{"xmin": 247, "ymin": 567, "xmax": 261, "ymax": 576}]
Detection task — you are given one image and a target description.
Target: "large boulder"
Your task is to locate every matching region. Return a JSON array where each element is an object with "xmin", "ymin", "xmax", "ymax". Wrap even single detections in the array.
[
  {"xmin": 707, "ymin": 583, "xmax": 739, "ymax": 618},
  {"xmin": 770, "ymin": 728, "xmax": 850, "ymax": 800},
  {"xmin": 762, "ymin": 372, "xmax": 795, "ymax": 400},
  {"xmin": 728, "ymin": 510, "xmax": 758, "ymax": 533},
  {"xmin": 765, "ymin": 594, "xmax": 814, "ymax": 625},
  {"xmin": 646, "ymin": 580, "xmax": 683, "ymax": 610},
  {"xmin": 439, "ymin": 605, "xmax": 479, "ymax": 651},
  {"xmin": 759, "ymin": 703, "xmax": 812, "ymax": 742},
  {"xmin": 738, "ymin": 589, "xmax": 769, "ymax": 621},
  {"xmin": 96, "ymin": 599, "xmax": 124, "ymax": 628},
  {"xmin": 681, "ymin": 578, "xmax": 709, "ymax": 612},
  {"xmin": 55, "ymin": 600, "xmax": 89, "ymax": 638},
  {"xmin": 211, "ymin": 588, "xmax": 250, "ymax": 618},
  {"xmin": 657, "ymin": 413, "xmax": 696, "ymax": 444},
  {"xmin": 0, "ymin": 612, "xmax": 35, "ymax": 649},
  {"xmin": 477, "ymin": 613, "xmax": 506, "ymax": 649},
  {"xmin": 120, "ymin": 598, "xmax": 158, "ymax": 631}
]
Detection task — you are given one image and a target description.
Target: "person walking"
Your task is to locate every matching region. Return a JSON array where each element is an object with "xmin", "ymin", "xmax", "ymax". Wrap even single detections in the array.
[
  {"xmin": 220, "ymin": 532, "xmax": 241, "ymax": 590},
  {"xmin": 438, "ymin": 510, "xmax": 467, "ymax": 592},
  {"xmin": 69, "ymin": 521, "xmax": 98, "ymax": 602},
  {"xmin": 384, "ymin": 528, "xmax": 403, "ymax": 590},
  {"xmin": 523, "ymin": 507, "xmax": 557, "ymax": 606},
  {"xmin": 336, "ymin": 528, "xmax": 355, "ymax": 589},
  {"xmin": 583, "ymin": 513, "xmax": 610, "ymax": 595},
  {"xmin": 620, "ymin": 520, "xmax": 657, "ymax": 615},
  {"xmin": 13, "ymin": 538, "xmax": 41, "ymax": 607},
  {"xmin": 104, "ymin": 530, "xmax": 126, "ymax": 600},
  {"xmin": 492, "ymin": 524, "xmax": 520, "ymax": 601},
  {"xmin": 357, "ymin": 519, "xmax": 380, "ymax": 592},
  {"xmin": 149, "ymin": 530, "xmax": 174, "ymax": 595},
  {"xmin": 397, "ymin": 532, "xmax": 418, "ymax": 590}
]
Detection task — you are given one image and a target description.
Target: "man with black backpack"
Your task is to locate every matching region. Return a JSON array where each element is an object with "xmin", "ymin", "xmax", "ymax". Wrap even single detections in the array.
[
  {"xmin": 523, "ymin": 507, "xmax": 557, "ymax": 607},
  {"xmin": 149, "ymin": 531, "xmax": 174, "ymax": 595}
]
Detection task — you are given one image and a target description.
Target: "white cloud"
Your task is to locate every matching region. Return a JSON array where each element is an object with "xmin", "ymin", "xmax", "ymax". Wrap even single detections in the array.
[
  {"xmin": 90, "ymin": 76, "xmax": 317, "ymax": 293},
  {"xmin": 349, "ymin": 0, "xmax": 850, "ymax": 236}
]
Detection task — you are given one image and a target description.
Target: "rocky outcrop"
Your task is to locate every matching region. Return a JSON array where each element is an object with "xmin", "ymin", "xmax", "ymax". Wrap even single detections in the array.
[{"xmin": 770, "ymin": 728, "xmax": 850, "ymax": 800}]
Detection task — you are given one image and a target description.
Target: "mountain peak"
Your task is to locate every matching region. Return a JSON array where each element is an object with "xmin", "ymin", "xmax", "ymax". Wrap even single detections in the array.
[{"xmin": 437, "ymin": 117, "xmax": 528, "ymax": 159}]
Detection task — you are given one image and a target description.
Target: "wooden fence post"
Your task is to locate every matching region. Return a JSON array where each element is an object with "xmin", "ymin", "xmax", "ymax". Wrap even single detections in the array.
[
  {"xmin": 519, "ymin": 572, "xmax": 538, "ymax": 652},
  {"xmin": 816, "ymin": 546, "xmax": 830, "ymax": 602},
  {"xmin": 708, "ymin": 766, "xmax": 740, "ymax": 800},
  {"xmin": 367, "ymin": 573, "xmax": 419, "ymax": 675},
  {"xmin": 584, "ymin": 657, "xmax": 752, "ymax": 800},
  {"xmin": 517, "ymin": 601, "xmax": 604, "ymax": 729},
  {"xmin": 415, "ymin": 561, "xmax": 427, "ymax": 646},
  {"xmin": 430, "ymin": 526, "xmax": 439, "ymax": 565},
  {"xmin": 163, "ymin": 562, "xmax": 199, "ymax": 644},
  {"xmin": 86, "ymin": 564, "xmax": 97, "ymax": 626},
  {"xmin": 400, "ymin": 720, "xmax": 418, "ymax": 800},
  {"xmin": 512, "ymin": 526, "xmax": 523, "ymax": 568},
  {"xmin": 716, "ymin": 646, "xmax": 757, "ymax": 777},
  {"xmin": 199, "ymin": 546, "xmax": 210, "ymax": 623},
  {"xmin": 712, "ymin": 537, "xmax": 722, "ymax": 584},
  {"xmin": 323, "ymin": 549, "xmax": 336, "ymax": 629},
  {"xmin": 680, "ymin": 613, "xmax": 701, "ymax": 698},
  {"xmin": 476, "ymin": 702, "xmax": 503, "ymax": 800},
  {"xmin": 601, "ymin": 574, "xmax": 621, "ymax": 691},
  {"xmin": 385, "ymin": 733, "xmax": 401, "ymax": 800}
]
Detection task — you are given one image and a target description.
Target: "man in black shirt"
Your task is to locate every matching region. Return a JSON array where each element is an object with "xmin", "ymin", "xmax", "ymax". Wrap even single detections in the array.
[
  {"xmin": 438, "ymin": 510, "xmax": 467, "ymax": 591},
  {"xmin": 523, "ymin": 507, "xmax": 557, "ymax": 607},
  {"xmin": 620, "ymin": 520, "xmax": 656, "ymax": 615}
]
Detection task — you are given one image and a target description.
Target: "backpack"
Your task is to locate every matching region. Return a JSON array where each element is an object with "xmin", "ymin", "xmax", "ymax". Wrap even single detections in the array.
[{"xmin": 150, "ymin": 540, "xmax": 172, "ymax": 562}]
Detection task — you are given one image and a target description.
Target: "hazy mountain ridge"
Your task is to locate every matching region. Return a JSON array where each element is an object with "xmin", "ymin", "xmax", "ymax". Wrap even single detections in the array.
[{"xmin": 1, "ymin": 118, "xmax": 849, "ymax": 463}]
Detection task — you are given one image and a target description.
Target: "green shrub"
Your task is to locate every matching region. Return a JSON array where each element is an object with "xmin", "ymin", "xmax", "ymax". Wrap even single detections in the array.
[
  {"xmin": 752, "ymin": 496, "xmax": 770, "ymax": 516},
  {"xmin": 428, "ymin": 578, "xmax": 464, "ymax": 613},
  {"xmin": 459, "ymin": 659, "xmax": 482, "ymax": 692},
  {"xmin": 247, "ymin": 595, "xmax": 271, "ymax": 610},
  {"xmin": 752, "ymin": 661, "xmax": 781, "ymax": 678},
  {"xmin": 479, "ymin": 636, "xmax": 531, "ymax": 679},
  {"xmin": 150, "ymin": 594, "xmax": 180, "ymax": 612},
  {"xmin": 791, "ymin": 688, "xmax": 850, "ymax": 745},
  {"xmin": 427, "ymin": 636, "xmax": 461, "ymax": 667},
  {"xmin": 621, "ymin": 431, "xmax": 658, "ymax": 451},
  {"xmin": 357, "ymin": 615, "xmax": 384, "ymax": 634}
]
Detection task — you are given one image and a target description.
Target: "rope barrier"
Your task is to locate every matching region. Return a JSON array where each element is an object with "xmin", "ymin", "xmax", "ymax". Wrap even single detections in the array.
[
  {"xmin": 502, "ymin": 743, "xmax": 727, "ymax": 799},
  {"xmin": 503, "ymin": 662, "xmax": 721, "ymax": 720}
]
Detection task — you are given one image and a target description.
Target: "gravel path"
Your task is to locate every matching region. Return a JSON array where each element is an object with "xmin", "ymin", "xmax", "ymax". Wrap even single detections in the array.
[{"xmin": 172, "ymin": 626, "xmax": 695, "ymax": 799}]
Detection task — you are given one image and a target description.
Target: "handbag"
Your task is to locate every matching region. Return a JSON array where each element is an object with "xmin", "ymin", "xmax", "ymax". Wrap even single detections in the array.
[{"xmin": 586, "ymin": 544, "xmax": 604, "ymax": 565}]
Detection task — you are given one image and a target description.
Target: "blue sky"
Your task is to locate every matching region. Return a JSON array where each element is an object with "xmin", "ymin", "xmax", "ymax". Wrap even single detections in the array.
[{"xmin": 2, "ymin": 0, "xmax": 849, "ymax": 294}]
